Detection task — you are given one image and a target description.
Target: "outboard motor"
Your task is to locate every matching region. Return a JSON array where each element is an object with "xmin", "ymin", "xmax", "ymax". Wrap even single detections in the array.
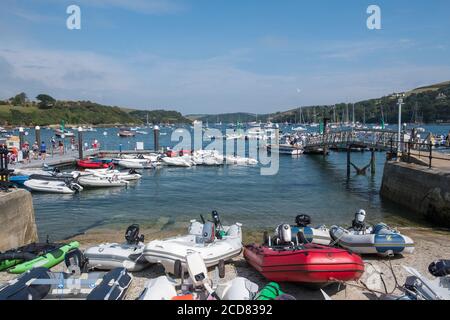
[
  {"xmin": 429, "ymin": 260, "xmax": 450, "ymax": 277},
  {"xmin": 125, "ymin": 224, "xmax": 144, "ymax": 245},
  {"xmin": 277, "ymin": 224, "xmax": 292, "ymax": 245},
  {"xmin": 295, "ymin": 214, "xmax": 311, "ymax": 227},
  {"xmin": 69, "ymin": 183, "xmax": 83, "ymax": 193},
  {"xmin": 352, "ymin": 209, "xmax": 366, "ymax": 232},
  {"xmin": 211, "ymin": 210, "xmax": 221, "ymax": 227},
  {"xmin": 202, "ymin": 222, "xmax": 215, "ymax": 244}
]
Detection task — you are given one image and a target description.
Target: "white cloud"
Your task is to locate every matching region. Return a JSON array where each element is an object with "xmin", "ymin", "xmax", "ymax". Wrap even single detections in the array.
[{"xmin": 1, "ymin": 44, "xmax": 449, "ymax": 114}]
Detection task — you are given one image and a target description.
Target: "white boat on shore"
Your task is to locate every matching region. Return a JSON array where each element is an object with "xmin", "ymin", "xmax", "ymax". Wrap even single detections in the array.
[{"xmin": 143, "ymin": 213, "xmax": 242, "ymax": 274}]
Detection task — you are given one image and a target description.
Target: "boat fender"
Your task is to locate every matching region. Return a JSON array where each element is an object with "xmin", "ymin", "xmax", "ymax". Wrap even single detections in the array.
[{"xmin": 429, "ymin": 260, "xmax": 450, "ymax": 277}]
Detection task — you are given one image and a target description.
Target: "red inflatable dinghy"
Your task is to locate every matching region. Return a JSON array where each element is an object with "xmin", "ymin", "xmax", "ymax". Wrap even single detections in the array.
[
  {"xmin": 244, "ymin": 243, "xmax": 364, "ymax": 284},
  {"xmin": 77, "ymin": 159, "xmax": 110, "ymax": 169}
]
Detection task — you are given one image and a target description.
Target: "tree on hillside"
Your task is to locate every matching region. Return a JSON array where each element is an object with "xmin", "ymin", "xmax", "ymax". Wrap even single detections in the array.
[
  {"xmin": 10, "ymin": 92, "xmax": 28, "ymax": 106},
  {"xmin": 36, "ymin": 94, "xmax": 56, "ymax": 109}
]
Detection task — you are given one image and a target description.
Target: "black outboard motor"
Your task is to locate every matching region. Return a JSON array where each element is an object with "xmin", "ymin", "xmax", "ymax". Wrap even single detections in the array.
[
  {"xmin": 212, "ymin": 210, "xmax": 221, "ymax": 227},
  {"xmin": 428, "ymin": 260, "xmax": 450, "ymax": 277},
  {"xmin": 295, "ymin": 214, "xmax": 311, "ymax": 227},
  {"xmin": 351, "ymin": 209, "xmax": 367, "ymax": 232},
  {"xmin": 125, "ymin": 224, "xmax": 144, "ymax": 245}
]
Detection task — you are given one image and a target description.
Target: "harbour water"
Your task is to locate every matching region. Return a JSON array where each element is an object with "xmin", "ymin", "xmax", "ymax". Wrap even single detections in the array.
[{"xmin": 9, "ymin": 124, "xmax": 450, "ymax": 240}]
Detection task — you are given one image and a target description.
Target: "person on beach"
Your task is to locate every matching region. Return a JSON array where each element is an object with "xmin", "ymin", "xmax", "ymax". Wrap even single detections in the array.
[
  {"xmin": 32, "ymin": 141, "xmax": 39, "ymax": 160},
  {"xmin": 21, "ymin": 142, "xmax": 30, "ymax": 164},
  {"xmin": 40, "ymin": 141, "xmax": 47, "ymax": 160},
  {"xmin": 51, "ymin": 138, "xmax": 56, "ymax": 155},
  {"xmin": 58, "ymin": 140, "xmax": 64, "ymax": 155}
]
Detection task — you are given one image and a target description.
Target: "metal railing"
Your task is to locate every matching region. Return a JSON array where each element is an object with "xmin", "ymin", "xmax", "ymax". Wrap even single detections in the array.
[
  {"xmin": 0, "ymin": 146, "xmax": 11, "ymax": 190},
  {"xmin": 404, "ymin": 141, "xmax": 450, "ymax": 169}
]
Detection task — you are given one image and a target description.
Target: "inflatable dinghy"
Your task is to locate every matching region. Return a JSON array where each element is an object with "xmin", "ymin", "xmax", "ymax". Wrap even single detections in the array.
[
  {"xmin": 24, "ymin": 179, "xmax": 83, "ymax": 194},
  {"xmin": 274, "ymin": 214, "xmax": 331, "ymax": 245},
  {"xmin": 385, "ymin": 263, "xmax": 450, "ymax": 300},
  {"xmin": 329, "ymin": 210, "xmax": 414, "ymax": 256},
  {"xmin": 84, "ymin": 224, "xmax": 149, "ymax": 272},
  {"xmin": 139, "ymin": 252, "xmax": 258, "ymax": 300},
  {"xmin": 245, "ymin": 224, "xmax": 364, "ymax": 284},
  {"xmin": 78, "ymin": 175, "xmax": 129, "ymax": 188},
  {"xmin": 0, "ymin": 267, "xmax": 131, "ymax": 300},
  {"xmin": 143, "ymin": 211, "xmax": 242, "ymax": 274}
]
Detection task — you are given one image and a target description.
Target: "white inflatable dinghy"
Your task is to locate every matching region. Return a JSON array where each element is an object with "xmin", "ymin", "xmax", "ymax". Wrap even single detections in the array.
[
  {"xmin": 330, "ymin": 210, "xmax": 414, "ymax": 256},
  {"xmin": 78, "ymin": 175, "xmax": 129, "ymax": 188},
  {"xmin": 84, "ymin": 225, "xmax": 149, "ymax": 272},
  {"xmin": 143, "ymin": 211, "xmax": 242, "ymax": 274},
  {"xmin": 24, "ymin": 179, "xmax": 83, "ymax": 194}
]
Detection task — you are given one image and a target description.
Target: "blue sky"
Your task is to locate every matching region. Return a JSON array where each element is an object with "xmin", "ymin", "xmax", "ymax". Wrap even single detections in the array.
[{"xmin": 1, "ymin": 0, "xmax": 449, "ymax": 114}]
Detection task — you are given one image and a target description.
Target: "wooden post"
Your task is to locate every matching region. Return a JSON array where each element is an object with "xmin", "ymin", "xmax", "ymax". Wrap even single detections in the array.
[
  {"xmin": 35, "ymin": 126, "xmax": 41, "ymax": 147},
  {"xmin": 347, "ymin": 145, "xmax": 351, "ymax": 178},
  {"xmin": 371, "ymin": 148, "xmax": 376, "ymax": 175},
  {"xmin": 153, "ymin": 125, "xmax": 160, "ymax": 152},
  {"xmin": 407, "ymin": 142, "xmax": 411, "ymax": 163},
  {"xmin": 78, "ymin": 127, "xmax": 83, "ymax": 160},
  {"xmin": 429, "ymin": 142, "xmax": 432, "ymax": 168},
  {"xmin": 19, "ymin": 127, "xmax": 24, "ymax": 148}
]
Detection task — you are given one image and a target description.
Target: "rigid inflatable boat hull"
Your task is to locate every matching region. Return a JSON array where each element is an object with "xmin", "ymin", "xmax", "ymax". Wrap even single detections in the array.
[{"xmin": 244, "ymin": 243, "xmax": 364, "ymax": 284}]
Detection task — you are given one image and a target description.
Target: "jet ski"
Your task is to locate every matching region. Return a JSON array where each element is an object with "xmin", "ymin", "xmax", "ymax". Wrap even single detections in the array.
[{"xmin": 84, "ymin": 224, "xmax": 149, "ymax": 272}]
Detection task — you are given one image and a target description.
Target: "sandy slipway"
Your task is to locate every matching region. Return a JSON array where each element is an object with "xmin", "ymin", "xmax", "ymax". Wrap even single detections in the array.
[{"xmin": 0, "ymin": 227, "xmax": 449, "ymax": 300}]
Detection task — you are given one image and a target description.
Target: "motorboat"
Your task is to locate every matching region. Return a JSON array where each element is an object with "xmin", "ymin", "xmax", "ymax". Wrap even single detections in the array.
[
  {"xmin": 268, "ymin": 144, "xmax": 303, "ymax": 156},
  {"xmin": 84, "ymin": 225, "xmax": 149, "ymax": 272},
  {"xmin": 78, "ymin": 175, "xmax": 129, "ymax": 188},
  {"xmin": 143, "ymin": 211, "xmax": 242, "ymax": 274},
  {"xmin": 24, "ymin": 179, "xmax": 83, "ymax": 194},
  {"xmin": 84, "ymin": 169, "xmax": 141, "ymax": 181},
  {"xmin": 224, "ymin": 155, "xmax": 258, "ymax": 166},
  {"xmin": 116, "ymin": 158, "xmax": 153, "ymax": 169},
  {"xmin": 161, "ymin": 156, "xmax": 193, "ymax": 167},
  {"xmin": 77, "ymin": 159, "xmax": 111, "ymax": 169},
  {"xmin": 244, "ymin": 224, "xmax": 364, "ymax": 284}
]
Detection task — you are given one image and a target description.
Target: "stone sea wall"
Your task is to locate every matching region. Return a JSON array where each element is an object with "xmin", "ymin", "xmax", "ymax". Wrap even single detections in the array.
[
  {"xmin": 0, "ymin": 189, "xmax": 38, "ymax": 251},
  {"xmin": 381, "ymin": 161, "xmax": 450, "ymax": 227}
]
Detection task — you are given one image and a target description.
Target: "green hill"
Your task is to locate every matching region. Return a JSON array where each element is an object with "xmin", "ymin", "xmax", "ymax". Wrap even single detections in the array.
[
  {"xmin": 0, "ymin": 99, "xmax": 190, "ymax": 126},
  {"xmin": 189, "ymin": 81, "xmax": 450, "ymax": 124}
]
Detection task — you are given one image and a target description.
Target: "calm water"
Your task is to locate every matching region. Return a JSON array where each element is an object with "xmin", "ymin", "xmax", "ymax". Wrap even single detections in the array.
[{"xmin": 11, "ymin": 124, "xmax": 450, "ymax": 240}]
